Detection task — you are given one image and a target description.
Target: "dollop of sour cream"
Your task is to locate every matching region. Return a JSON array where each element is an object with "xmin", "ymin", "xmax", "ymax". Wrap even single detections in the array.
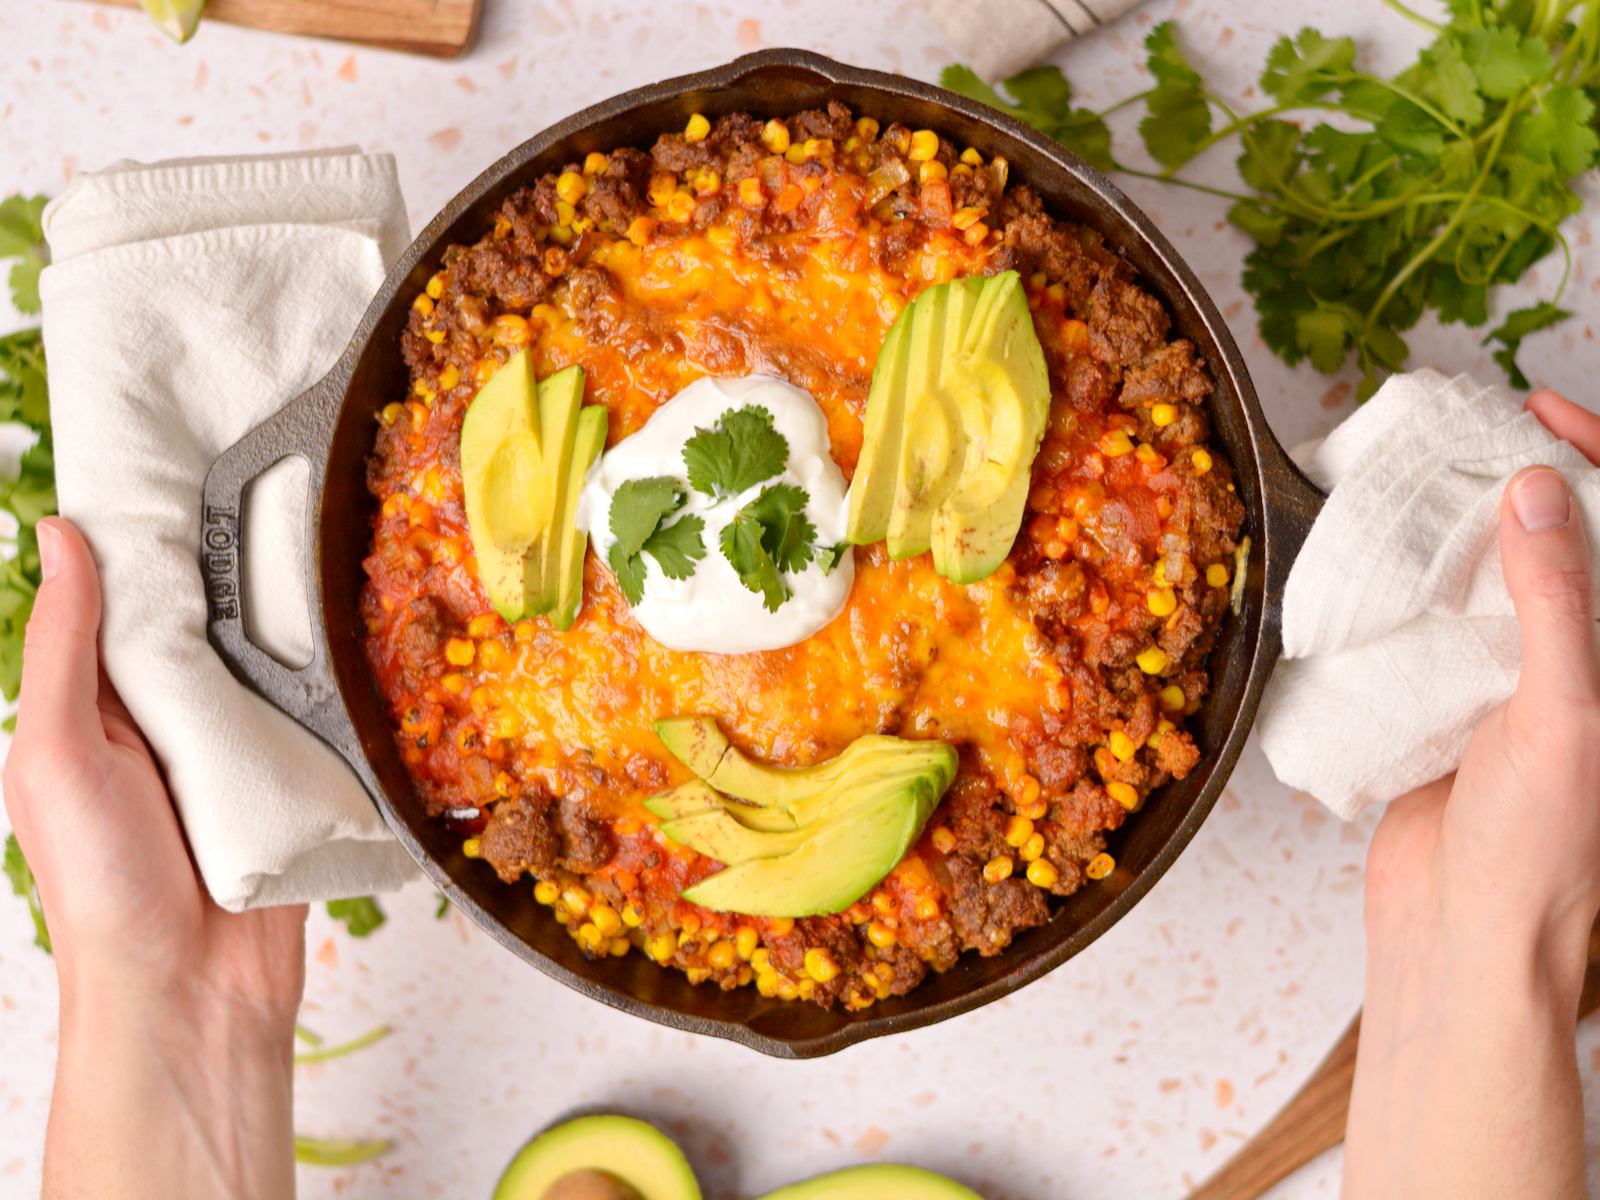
[{"xmin": 579, "ymin": 375, "xmax": 854, "ymax": 654}]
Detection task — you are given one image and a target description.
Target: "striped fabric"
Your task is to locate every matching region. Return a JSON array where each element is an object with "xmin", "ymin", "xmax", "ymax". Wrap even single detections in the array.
[{"xmin": 921, "ymin": 0, "xmax": 1142, "ymax": 80}]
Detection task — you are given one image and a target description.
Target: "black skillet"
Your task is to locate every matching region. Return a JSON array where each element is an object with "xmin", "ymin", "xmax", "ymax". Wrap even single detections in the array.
[{"xmin": 198, "ymin": 49, "xmax": 1325, "ymax": 1058}]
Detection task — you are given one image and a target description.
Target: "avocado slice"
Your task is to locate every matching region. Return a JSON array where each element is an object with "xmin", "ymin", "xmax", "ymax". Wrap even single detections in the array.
[
  {"xmin": 844, "ymin": 270, "xmax": 1050, "ymax": 584},
  {"xmin": 644, "ymin": 779, "xmax": 799, "ymax": 834},
  {"xmin": 661, "ymin": 761, "xmax": 953, "ymax": 865},
  {"xmin": 551, "ymin": 404, "xmax": 608, "ymax": 630},
  {"xmin": 755, "ymin": 1165, "xmax": 980, "ymax": 1200},
  {"xmin": 653, "ymin": 716, "xmax": 731, "ymax": 781},
  {"xmin": 461, "ymin": 350, "xmax": 549, "ymax": 622},
  {"xmin": 680, "ymin": 776, "xmax": 943, "ymax": 917},
  {"xmin": 844, "ymin": 310, "xmax": 911, "ymax": 545},
  {"xmin": 932, "ymin": 272, "xmax": 1051, "ymax": 583},
  {"xmin": 530, "ymin": 365, "xmax": 585, "ymax": 612},
  {"xmin": 493, "ymin": 1115, "xmax": 700, "ymax": 1200}
]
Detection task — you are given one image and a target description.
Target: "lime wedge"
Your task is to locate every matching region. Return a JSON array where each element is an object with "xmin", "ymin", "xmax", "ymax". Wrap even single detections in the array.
[{"xmin": 139, "ymin": 0, "xmax": 206, "ymax": 44}]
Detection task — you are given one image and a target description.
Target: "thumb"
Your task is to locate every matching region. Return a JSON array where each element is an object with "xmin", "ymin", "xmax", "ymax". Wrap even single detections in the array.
[
  {"xmin": 15, "ymin": 518, "xmax": 105, "ymax": 745},
  {"xmin": 1500, "ymin": 466, "xmax": 1600, "ymax": 721}
]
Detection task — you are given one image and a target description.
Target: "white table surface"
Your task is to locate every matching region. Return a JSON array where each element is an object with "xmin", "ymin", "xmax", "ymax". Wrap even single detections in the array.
[{"xmin": 1, "ymin": 0, "xmax": 1598, "ymax": 1196}]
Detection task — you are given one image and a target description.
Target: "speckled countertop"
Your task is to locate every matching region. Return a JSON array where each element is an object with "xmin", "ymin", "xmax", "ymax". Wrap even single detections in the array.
[{"xmin": 1, "ymin": 1, "xmax": 1598, "ymax": 1196}]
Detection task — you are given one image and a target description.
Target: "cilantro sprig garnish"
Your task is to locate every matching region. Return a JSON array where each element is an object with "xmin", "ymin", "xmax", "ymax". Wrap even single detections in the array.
[
  {"xmin": 944, "ymin": 5, "xmax": 1600, "ymax": 397},
  {"xmin": 683, "ymin": 403, "xmax": 788, "ymax": 497},
  {"xmin": 720, "ymin": 482, "xmax": 817, "ymax": 612},
  {"xmin": 606, "ymin": 476, "xmax": 707, "ymax": 604}
]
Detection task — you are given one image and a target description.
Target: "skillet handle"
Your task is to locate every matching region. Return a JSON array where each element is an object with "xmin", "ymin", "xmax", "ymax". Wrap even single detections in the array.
[
  {"xmin": 199, "ymin": 369, "xmax": 354, "ymax": 756},
  {"xmin": 1259, "ymin": 431, "xmax": 1328, "ymax": 649}
]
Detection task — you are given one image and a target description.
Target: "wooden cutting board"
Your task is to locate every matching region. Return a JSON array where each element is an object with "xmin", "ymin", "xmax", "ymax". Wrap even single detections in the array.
[
  {"xmin": 1189, "ymin": 920, "xmax": 1600, "ymax": 1199},
  {"xmin": 87, "ymin": 0, "xmax": 482, "ymax": 58}
]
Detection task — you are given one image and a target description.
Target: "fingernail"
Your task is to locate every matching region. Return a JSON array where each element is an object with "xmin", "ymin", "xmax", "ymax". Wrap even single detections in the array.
[
  {"xmin": 37, "ymin": 521, "xmax": 60, "ymax": 581},
  {"xmin": 1512, "ymin": 468, "xmax": 1574, "ymax": 532}
]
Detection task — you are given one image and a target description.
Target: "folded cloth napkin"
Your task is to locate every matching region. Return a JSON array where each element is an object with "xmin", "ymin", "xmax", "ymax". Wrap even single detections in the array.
[
  {"xmin": 40, "ymin": 150, "xmax": 420, "ymax": 909},
  {"xmin": 1258, "ymin": 369, "xmax": 1600, "ymax": 819},
  {"xmin": 920, "ymin": 0, "xmax": 1143, "ymax": 81}
]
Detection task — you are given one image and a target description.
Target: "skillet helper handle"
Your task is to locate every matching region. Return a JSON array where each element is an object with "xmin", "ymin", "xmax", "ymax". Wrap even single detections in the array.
[
  {"xmin": 199, "ymin": 370, "xmax": 348, "ymax": 750},
  {"xmin": 1259, "ymin": 439, "xmax": 1327, "ymax": 656}
]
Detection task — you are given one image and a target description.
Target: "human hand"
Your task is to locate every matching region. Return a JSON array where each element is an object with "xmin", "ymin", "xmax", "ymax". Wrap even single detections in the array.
[
  {"xmin": 3, "ymin": 517, "xmax": 305, "ymax": 1200},
  {"xmin": 1346, "ymin": 390, "xmax": 1600, "ymax": 1200}
]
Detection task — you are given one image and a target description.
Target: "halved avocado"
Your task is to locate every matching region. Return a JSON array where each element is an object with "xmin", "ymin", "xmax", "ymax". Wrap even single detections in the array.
[
  {"xmin": 462, "ymin": 349, "xmax": 546, "ymax": 621},
  {"xmin": 680, "ymin": 775, "xmax": 943, "ymax": 917},
  {"xmin": 755, "ymin": 1164, "xmax": 980, "ymax": 1200},
  {"xmin": 551, "ymin": 404, "xmax": 608, "ymax": 630},
  {"xmin": 493, "ymin": 1115, "xmax": 700, "ymax": 1200}
]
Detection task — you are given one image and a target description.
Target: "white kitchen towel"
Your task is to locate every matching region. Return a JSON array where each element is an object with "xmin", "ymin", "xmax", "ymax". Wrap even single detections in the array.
[
  {"xmin": 921, "ymin": 0, "xmax": 1142, "ymax": 81},
  {"xmin": 1258, "ymin": 369, "xmax": 1600, "ymax": 819},
  {"xmin": 40, "ymin": 149, "xmax": 421, "ymax": 909}
]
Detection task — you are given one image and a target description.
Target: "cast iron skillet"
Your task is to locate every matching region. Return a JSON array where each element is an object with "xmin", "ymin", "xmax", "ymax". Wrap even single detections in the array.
[{"xmin": 199, "ymin": 49, "xmax": 1325, "ymax": 1058}]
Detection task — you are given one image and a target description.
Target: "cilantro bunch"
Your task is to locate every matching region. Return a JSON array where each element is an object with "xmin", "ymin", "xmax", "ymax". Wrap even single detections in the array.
[
  {"xmin": 607, "ymin": 403, "xmax": 840, "ymax": 613},
  {"xmin": 945, "ymin": 1, "xmax": 1600, "ymax": 397}
]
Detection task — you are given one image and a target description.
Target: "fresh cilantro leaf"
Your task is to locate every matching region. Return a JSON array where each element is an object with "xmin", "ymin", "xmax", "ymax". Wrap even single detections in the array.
[
  {"xmin": 609, "ymin": 477, "xmax": 685, "ymax": 558},
  {"xmin": 605, "ymin": 477, "xmax": 705, "ymax": 603},
  {"xmin": 1139, "ymin": 22, "xmax": 1213, "ymax": 169},
  {"xmin": 718, "ymin": 483, "xmax": 817, "ymax": 612},
  {"xmin": 1485, "ymin": 301, "xmax": 1569, "ymax": 389},
  {"xmin": 939, "ymin": 64, "xmax": 1115, "ymax": 172},
  {"xmin": 0, "ymin": 195, "xmax": 47, "ymax": 316},
  {"xmin": 641, "ymin": 512, "xmax": 706, "ymax": 580},
  {"xmin": 1295, "ymin": 308, "xmax": 1349, "ymax": 374},
  {"xmin": 326, "ymin": 896, "xmax": 387, "ymax": 937},
  {"xmin": 1261, "ymin": 29, "xmax": 1356, "ymax": 104},
  {"xmin": 434, "ymin": 894, "xmax": 450, "ymax": 919},
  {"xmin": 1462, "ymin": 26, "xmax": 1551, "ymax": 99},
  {"xmin": 1515, "ymin": 84, "xmax": 1599, "ymax": 176},
  {"xmin": 682, "ymin": 404, "xmax": 788, "ymax": 497},
  {"xmin": 607, "ymin": 541, "xmax": 648, "ymax": 606},
  {"xmin": 818, "ymin": 543, "xmax": 849, "ymax": 575},
  {"xmin": 4, "ymin": 832, "xmax": 50, "ymax": 953},
  {"xmin": 1406, "ymin": 35, "xmax": 1484, "ymax": 127}
]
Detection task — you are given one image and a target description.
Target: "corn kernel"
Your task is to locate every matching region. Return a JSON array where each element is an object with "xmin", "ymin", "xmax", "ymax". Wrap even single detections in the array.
[
  {"xmin": 951, "ymin": 205, "xmax": 987, "ymax": 231},
  {"xmin": 575, "ymin": 922, "xmax": 605, "ymax": 953},
  {"xmin": 1021, "ymin": 832, "xmax": 1045, "ymax": 862},
  {"xmin": 930, "ymin": 825, "xmax": 956, "ymax": 854},
  {"xmin": 919, "ymin": 160, "xmax": 948, "ymax": 184},
  {"xmin": 1192, "ymin": 448, "xmax": 1214, "ymax": 475},
  {"xmin": 626, "ymin": 217, "xmax": 656, "ymax": 246},
  {"xmin": 983, "ymin": 855, "xmax": 1014, "ymax": 883},
  {"xmin": 908, "ymin": 129, "xmax": 940, "ymax": 161},
  {"xmin": 665, "ymin": 191, "xmax": 696, "ymax": 223},
  {"xmin": 1147, "ymin": 587, "xmax": 1178, "ymax": 618},
  {"xmin": 433, "ymin": 364, "xmax": 459, "ymax": 392},
  {"xmin": 865, "ymin": 921, "xmax": 897, "ymax": 949},
  {"xmin": 1086, "ymin": 852, "xmax": 1116, "ymax": 881},
  {"xmin": 708, "ymin": 939, "xmax": 738, "ymax": 970},
  {"xmin": 751, "ymin": 948, "xmax": 773, "ymax": 974},
  {"xmin": 1148, "ymin": 719, "xmax": 1175, "ymax": 748},
  {"xmin": 1100, "ymin": 429, "xmax": 1134, "ymax": 457},
  {"xmin": 797, "ymin": 977, "xmax": 816, "ymax": 1000},
  {"xmin": 444, "ymin": 637, "xmax": 474, "ymax": 666},
  {"xmin": 737, "ymin": 176, "xmax": 765, "ymax": 207},
  {"xmin": 490, "ymin": 314, "xmax": 531, "ymax": 348},
  {"xmin": 1137, "ymin": 646, "xmax": 1171, "ymax": 675},
  {"xmin": 1207, "ymin": 563, "xmax": 1230, "ymax": 588},
  {"xmin": 1109, "ymin": 730, "xmax": 1137, "ymax": 761},
  {"xmin": 804, "ymin": 948, "xmax": 839, "ymax": 983},
  {"xmin": 1107, "ymin": 780, "xmax": 1140, "ymax": 810},
  {"xmin": 756, "ymin": 972, "xmax": 780, "ymax": 998},
  {"xmin": 759, "ymin": 118, "xmax": 791, "ymax": 154},
  {"xmin": 1004, "ymin": 815, "xmax": 1034, "ymax": 847},
  {"xmin": 440, "ymin": 673, "xmax": 467, "ymax": 695},
  {"xmin": 684, "ymin": 113, "xmax": 711, "ymax": 143},
  {"xmin": 735, "ymin": 926, "xmax": 759, "ymax": 960},
  {"xmin": 962, "ymin": 221, "xmax": 990, "ymax": 246},
  {"xmin": 1027, "ymin": 859, "xmax": 1061, "ymax": 888},
  {"xmin": 465, "ymin": 613, "xmax": 497, "ymax": 639},
  {"xmin": 412, "ymin": 293, "xmax": 434, "ymax": 316},
  {"xmin": 960, "ymin": 146, "xmax": 984, "ymax": 165},
  {"xmin": 425, "ymin": 328, "xmax": 446, "ymax": 345},
  {"xmin": 1020, "ymin": 798, "xmax": 1048, "ymax": 821},
  {"xmin": 1136, "ymin": 442, "xmax": 1164, "ymax": 466},
  {"xmin": 578, "ymin": 151, "xmax": 607, "ymax": 175},
  {"xmin": 774, "ymin": 183, "xmax": 804, "ymax": 214},
  {"xmin": 1151, "ymin": 403, "xmax": 1180, "ymax": 427},
  {"xmin": 776, "ymin": 977, "xmax": 800, "ymax": 1001},
  {"xmin": 380, "ymin": 402, "xmax": 403, "ymax": 426},
  {"xmin": 556, "ymin": 170, "xmax": 587, "ymax": 205},
  {"xmin": 694, "ymin": 170, "xmax": 721, "ymax": 197},
  {"xmin": 914, "ymin": 896, "xmax": 940, "ymax": 921},
  {"xmin": 784, "ymin": 141, "xmax": 807, "ymax": 164},
  {"xmin": 621, "ymin": 903, "xmax": 644, "ymax": 928},
  {"xmin": 1017, "ymin": 775, "xmax": 1042, "ymax": 807},
  {"xmin": 462, "ymin": 837, "xmax": 481, "ymax": 858},
  {"xmin": 590, "ymin": 904, "xmax": 622, "ymax": 937},
  {"xmin": 534, "ymin": 879, "xmax": 560, "ymax": 905},
  {"xmin": 609, "ymin": 937, "xmax": 630, "ymax": 957},
  {"xmin": 769, "ymin": 917, "xmax": 795, "ymax": 937},
  {"xmin": 646, "ymin": 933, "xmax": 675, "ymax": 962},
  {"xmin": 561, "ymin": 886, "xmax": 591, "ymax": 915},
  {"xmin": 855, "ymin": 117, "xmax": 880, "ymax": 141},
  {"xmin": 1159, "ymin": 684, "xmax": 1186, "ymax": 712}
]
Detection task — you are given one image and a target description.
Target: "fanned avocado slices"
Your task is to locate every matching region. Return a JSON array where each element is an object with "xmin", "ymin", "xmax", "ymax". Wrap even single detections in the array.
[
  {"xmin": 844, "ymin": 270, "xmax": 1050, "ymax": 584},
  {"xmin": 648, "ymin": 716, "xmax": 956, "ymax": 917}
]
